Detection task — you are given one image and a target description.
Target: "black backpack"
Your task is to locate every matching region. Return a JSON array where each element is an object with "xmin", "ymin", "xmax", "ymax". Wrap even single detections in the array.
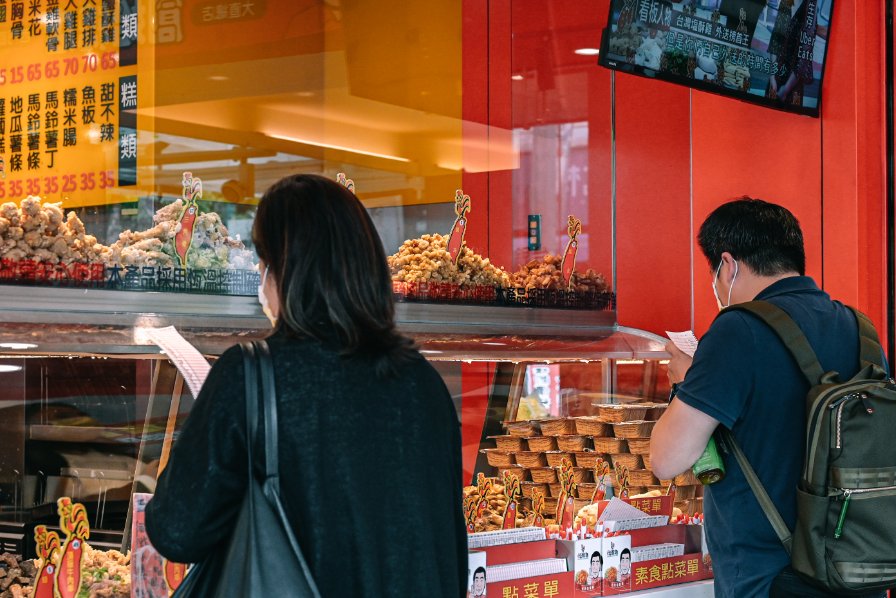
[{"xmin": 720, "ymin": 300, "xmax": 896, "ymax": 594}]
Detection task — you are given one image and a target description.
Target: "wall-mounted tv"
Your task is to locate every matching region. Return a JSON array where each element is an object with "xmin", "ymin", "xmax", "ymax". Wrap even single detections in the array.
[{"xmin": 599, "ymin": 0, "xmax": 834, "ymax": 117}]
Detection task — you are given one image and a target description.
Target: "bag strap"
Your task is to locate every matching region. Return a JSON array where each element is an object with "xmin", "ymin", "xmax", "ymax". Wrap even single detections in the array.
[
  {"xmin": 241, "ymin": 342, "xmax": 259, "ymax": 468},
  {"xmin": 848, "ymin": 306, "xmax": 887, "ymax": 373},
  {"xmin": 718, "ymin": 427, "xmax": 793, "ymax": 555},
  {"xmin": 720, "ymin": 301, "xmax": 826, "ymax": 385},
  {"xmin": 252, "ymin": 340, "xmax": 321, "ymax": 596},
  {"xmin": 254, "ymin": 340, "xmax": 281, "ymax": 484}
]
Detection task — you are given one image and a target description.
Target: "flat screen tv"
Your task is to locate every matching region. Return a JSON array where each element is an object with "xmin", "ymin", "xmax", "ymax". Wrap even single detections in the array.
[{"xmin": 599, "ymin": 0, "xmax": 834, "ymax": 117}]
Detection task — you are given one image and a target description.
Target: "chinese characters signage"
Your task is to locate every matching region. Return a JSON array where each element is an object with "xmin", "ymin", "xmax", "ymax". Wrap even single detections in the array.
[
  {"xmin": 0, "ymin": 258, "xmax": 259, "ymax": 295},
  {"xmin": 0, "ymin": 0, "xmax": 139, "ymax": 206}
]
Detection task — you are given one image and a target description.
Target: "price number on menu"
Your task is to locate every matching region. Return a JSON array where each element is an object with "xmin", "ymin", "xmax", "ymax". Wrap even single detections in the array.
[
  {"xmin": 0, "ymin": 171, "xmax": 116, "ymax": 198},
  {"xmin": 0, "ymin": 53, "xmax": 120, "ymax": 86}
]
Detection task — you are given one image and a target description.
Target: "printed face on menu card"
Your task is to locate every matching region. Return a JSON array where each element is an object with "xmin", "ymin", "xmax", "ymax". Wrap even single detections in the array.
[
  {"xmin": 603, "ymin": 534, "xmax": 632, "ymax": 591},
  {"xmin": 467, "ymin": 551, "xmax": 487, "ymax": 598},
  {"xmin": 574, "ymin": 537, "xmax": 602, "ymax": 592}
]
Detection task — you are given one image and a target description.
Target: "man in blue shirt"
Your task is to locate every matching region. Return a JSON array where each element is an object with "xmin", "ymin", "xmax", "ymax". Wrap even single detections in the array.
[{"xmin": 650, "ymin": 198, "xmax": 886, "ymax": 598}]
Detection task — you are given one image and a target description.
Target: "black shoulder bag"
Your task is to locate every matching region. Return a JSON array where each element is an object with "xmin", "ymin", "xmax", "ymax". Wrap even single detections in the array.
[{"xmin": 173, "ymin": 340, "xmax": 321, "ymax": 597}]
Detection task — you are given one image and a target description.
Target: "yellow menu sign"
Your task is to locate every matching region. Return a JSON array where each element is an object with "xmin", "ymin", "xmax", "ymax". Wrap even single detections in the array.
[{"xmin": 0, "ymin": 0, "xmax": 138, "ymax": 207}]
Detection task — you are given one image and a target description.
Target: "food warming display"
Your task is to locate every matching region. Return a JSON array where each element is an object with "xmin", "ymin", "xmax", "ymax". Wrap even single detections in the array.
[
  {"xmin": 509, "ymin": 254, "xmax": 609, "ymax": 294},
  {"xmin": 388, "ymin": 194, "xmax": 614, "ymax": 309},
  {"xmin": 479, "ymin": 409, "xmax": 704, "ymax": 524},
  {"xmin": 0, "ymin": 195, "xmax": 255, "ymax": 273},
  {"xmin": 388, "ymin": 233, "xmax": 511, "ymax": 288}
]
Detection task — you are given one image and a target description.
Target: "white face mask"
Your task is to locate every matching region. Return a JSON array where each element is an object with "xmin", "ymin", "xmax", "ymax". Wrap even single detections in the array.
[
  {"xmin": 712, "ymin": 258, "xmax": 738, "ymax": 310},
  {"xmin": 258, "ymin": 266, "xmax": 276, "ymax": 327}
]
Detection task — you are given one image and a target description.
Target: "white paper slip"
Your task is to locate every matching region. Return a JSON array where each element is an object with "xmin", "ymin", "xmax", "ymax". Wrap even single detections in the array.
[
  {"xmin": 140, "ymin": 326, "xmax": 212, "ymax": 399},
  {"xmin": 487, "ymin": 558, "xmax": 567, "ymax": 583},
  {"xmin": 467, "ymin": 527, "xmax": 546, "ymax": 548},
  {"xmin": 665, "ymin": 330, "xmax": 699, "ymax": 357}
]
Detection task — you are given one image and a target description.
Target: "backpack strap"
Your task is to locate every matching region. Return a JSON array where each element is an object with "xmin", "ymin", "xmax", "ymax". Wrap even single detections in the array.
[
  {"xmin": 721, "ymin": 301, "xmax": 826, "ymax": 385},
  {"xmin": 717, "ymin": 427, "xmax": 793, "ymax": 555},
  {"xmin": 849, "ymin": 306, "xmax": 887, "ymax": 373}
]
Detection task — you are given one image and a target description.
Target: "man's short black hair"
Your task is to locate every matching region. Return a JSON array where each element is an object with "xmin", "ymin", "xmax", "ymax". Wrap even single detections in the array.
[
  {"xmin": 591, "ymin": 551, "xmax": 603, "ymax": 564},
  {"xmin": 697, "ymin": 197, "xmax": 806, "ymax": 276},
  {"xmin": 621, "ymin": 548, "xmax": 631, "ymax": 559},
  {"xmin": 473, "ymin": 567, "xmax": 486, "ymax": 578}
]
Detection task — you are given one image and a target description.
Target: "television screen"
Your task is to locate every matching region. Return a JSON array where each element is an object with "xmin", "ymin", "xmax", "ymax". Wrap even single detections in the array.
[{"xmin": 599, "ymin": 0, "xmax": 834, "ymax": 117}]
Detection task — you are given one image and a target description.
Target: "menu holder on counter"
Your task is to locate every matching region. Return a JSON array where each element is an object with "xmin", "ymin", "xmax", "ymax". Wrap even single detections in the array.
[
  {"xmin": 467, "ymin": 527, "xmax": 547, "ymax": 549},
  {"xmin": 487, "ymin": 557, "xmax": 568, "ymax": 583},
  {"xmin": 599, "ymin": 498, "xmax": 669, "ymax": 532}
]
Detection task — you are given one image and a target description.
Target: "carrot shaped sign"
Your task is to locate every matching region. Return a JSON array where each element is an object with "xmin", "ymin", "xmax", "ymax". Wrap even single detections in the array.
[
  {"xmin": 561, "ymin": 215, "xmax": 582, "ymax": 290},
  {"xmin": 447, "ymin": 189, "xmax": 471, "ymax": 264},
  {"xmin": 174, "ymin": 172, "xmax": 203, "ymax": 269},
  {"xmin": 501, "ymin": 471, "xmax": 522, "ymax": 529},
  {"xmin": 54, "ymin": 497, "xmax": 90, "ymax": 598},
  {"xmin": 33, "ymin": 525, "xmax": 61, "ymax": 598},
  {"xmin": 164, "ymin": 560, "xmax": 187, "ymax": 592},
  {"xmin": 592, "ymin": 458, "xmax": 612, "ymax": 504},
  {"xmin": 336, "ymin": 172, "xmax": 356, "ymax": 194}
]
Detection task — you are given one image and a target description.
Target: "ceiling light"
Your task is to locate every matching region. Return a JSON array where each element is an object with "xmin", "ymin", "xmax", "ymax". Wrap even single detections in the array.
[
  {"xmin": 268, "ymin": 134, "xmax": 410, "ymax": 163},
  {"xmin": 511, "ymin": 74, "xmax": 524, "ymax": 81},
  {"xmin": 574, "ymin": 48, "xmax": 600, "ymax": 56},
  {"xmin": 208, "ymin": 75, "xmax": 229, "ymax": 82},
  {"xmin": 0, "ymin": 343, "xmax": 37, "ymax": 350},
  {"xmin": 0, "ymin": 365, "xmax": 23, "ymax": 373}
]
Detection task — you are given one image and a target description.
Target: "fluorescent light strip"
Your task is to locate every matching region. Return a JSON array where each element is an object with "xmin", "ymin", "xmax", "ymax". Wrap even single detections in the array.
[{"xmin": 268, "ymin": 134, "xmax": 410, "ymax": 163}]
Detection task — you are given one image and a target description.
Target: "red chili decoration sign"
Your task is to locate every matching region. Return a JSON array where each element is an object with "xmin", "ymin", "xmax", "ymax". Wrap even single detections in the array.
[
  {"xmin": 561, "ymin": 215, "xmax": 582, "ymax": 290},
  {"xmin": 447, "ymin": 189, "xmax": 471, "ymax": 264}
]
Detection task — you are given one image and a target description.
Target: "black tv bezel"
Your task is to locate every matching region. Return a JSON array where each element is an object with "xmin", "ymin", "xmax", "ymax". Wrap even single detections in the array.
[{"xmin": 597, "ymin": 0, "xmax": 835, "ymax": 118}]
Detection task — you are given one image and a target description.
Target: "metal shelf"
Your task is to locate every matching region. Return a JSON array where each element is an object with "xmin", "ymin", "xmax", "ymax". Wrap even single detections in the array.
[
  {"xmin": 28, "ymin": 425, "xmax": 140, "ymax": 445},
  {"xmin": 0, "ymin": 285, "xmax": 665, "ymax": 358}
]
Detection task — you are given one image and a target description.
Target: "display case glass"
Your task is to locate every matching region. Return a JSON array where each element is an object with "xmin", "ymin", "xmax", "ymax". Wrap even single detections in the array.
[{"xmin": 0, "ymin": 295, "xmax": 672, "ymax": 559}]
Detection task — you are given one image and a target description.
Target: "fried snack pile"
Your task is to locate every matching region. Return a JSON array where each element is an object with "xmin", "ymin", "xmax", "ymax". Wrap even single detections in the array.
[
  {"xmin": 463, "ymin": 480, "xmax": 536, "ymax": 532},
  {"xmin": 574, "ymin": 502, "xmax": 602, "ymax": 529},
  {"xmin": 108, "ymin": 199, "xmax": 255, "ymax": 270},
  {"xmin": 510, "ymin": 254, "xmax": 609, "ymax": 293},
  {"xmin": 0, "ymin": 195, "xmax": 256, "ymax": 272},
  {"xmin": 0, "ymin": 196, "xmax": 108, "ymax": 264},
  {"xmin": 0, "ymin": 552, "xmax": 37, "ymax": 598},
  {"xmin": 388, "ymin": 234, "xmax": 510, "ymax": 288},
  {"xmin": 19, "ymin": 545, "xmax": 130, "ymax": 598},
  {"xmin": 75, "ymin": 544, "xmax": 131, "ymax": 598}
]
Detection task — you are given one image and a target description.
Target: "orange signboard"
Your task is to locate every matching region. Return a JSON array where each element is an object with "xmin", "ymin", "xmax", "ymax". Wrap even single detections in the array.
[{"xmin": 0, "ymin": 0, "xmax": 139, "ymax": 207}]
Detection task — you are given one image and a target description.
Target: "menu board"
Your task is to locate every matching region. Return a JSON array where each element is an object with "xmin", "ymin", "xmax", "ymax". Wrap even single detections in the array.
[{"xmin": 0, "ymin": 0, "xmax": 139, "ymax": 207}]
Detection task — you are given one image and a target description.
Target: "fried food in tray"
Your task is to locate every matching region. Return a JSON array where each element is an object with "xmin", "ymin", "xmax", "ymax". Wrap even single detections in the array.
[
  {"xmin": 108, "ymin": 198, "xmax": 255, "ymax": 270},
  {"xmin": 509, "ymin": 254, "xmax": 608, "ymax": 293},
  {"xmin": 0, "ymin": 195, "xmax": 255, "ymax": 272},
  {"xmin": 0, "ymin": 196, "xmax": 106, "ymax": 265},
  {"xmin": 388, "ymin": 233, "xmax": 509, "ymax": 288}
]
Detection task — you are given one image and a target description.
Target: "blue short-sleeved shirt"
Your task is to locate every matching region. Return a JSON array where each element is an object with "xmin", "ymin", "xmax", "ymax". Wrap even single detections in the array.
[{"xmin": 676, "ymin": 276, "xmax": 861, "ymax": 598}]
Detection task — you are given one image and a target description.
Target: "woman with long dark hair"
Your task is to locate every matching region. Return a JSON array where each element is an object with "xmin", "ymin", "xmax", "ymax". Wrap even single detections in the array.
[{"xmin": 146, "ymin": 174, "xmax": 467, "ymax": 596}]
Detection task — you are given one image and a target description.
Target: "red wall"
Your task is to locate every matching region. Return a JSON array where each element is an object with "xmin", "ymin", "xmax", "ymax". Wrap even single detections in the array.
[
  {"xmin": 458, "ymin": 2, "xmax": 889, "ymax": 476},
  {"xmin": 614, "ymin": 2, "xmax": 888, "ymax": 342},
  {"xmin": 462, "ymin": 1, "xmax": 888, "ymax": 343}
]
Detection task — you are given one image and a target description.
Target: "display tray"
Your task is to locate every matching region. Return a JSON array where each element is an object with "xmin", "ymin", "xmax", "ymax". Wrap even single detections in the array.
[
  {"xmin": 394, "ymin": 280, "xmax": 616, "ymax": 311},
  {"xmin": 28, "ymin": 425, "xmax": 141, "ymax": 445},
  {"xmin": 0, "ymin": 259, "xmax": 258, "ymax": 296}
]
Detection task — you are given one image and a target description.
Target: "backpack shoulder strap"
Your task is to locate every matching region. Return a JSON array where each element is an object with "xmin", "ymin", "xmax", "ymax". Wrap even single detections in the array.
[
  {"xmin": 717, "ymin": 427, "xmax": 793, "ymax": 555},
  {"xmin": 721, "ymin": 300, "xmax": 826, "ymax": 385},
  {"xmin": 848, "ymin": 306, "xmax": 887, "ymax": 372}
]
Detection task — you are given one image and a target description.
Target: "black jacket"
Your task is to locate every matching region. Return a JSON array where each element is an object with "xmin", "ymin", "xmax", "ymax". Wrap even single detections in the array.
[{"xmin": 146, "ymin": 331, "xmax": 467, "ymax": 597}]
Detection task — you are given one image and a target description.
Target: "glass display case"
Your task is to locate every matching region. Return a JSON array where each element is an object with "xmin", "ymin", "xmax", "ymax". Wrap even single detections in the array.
[{"xmin": 0, "ymin": 288, "xmax": 670, "ymax": 561}]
